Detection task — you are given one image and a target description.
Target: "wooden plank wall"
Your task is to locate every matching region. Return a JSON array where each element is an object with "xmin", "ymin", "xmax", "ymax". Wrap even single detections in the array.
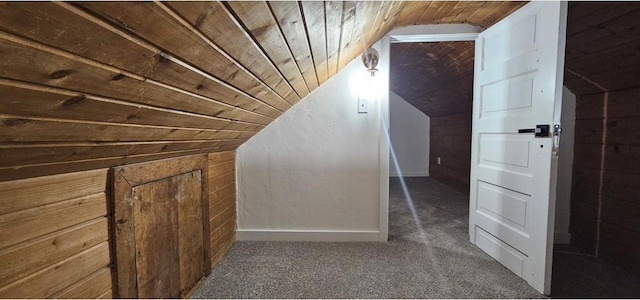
[
  {"xmin": 429, "ymin": 113, "xmax": 472, "ymax": 194},
  {"xmin": 208, "ymin": 151, "xmax": 237, "ymax": 266},
  {"xmin": 0, "ymin": 169, "xmax": 112, "ymax": 298},
  {"xmin": 0, "ymin": 152, "xmax": 238, "ymax": 298},
  {"xmin": 564, "ymin": 2, "xmax": 640, "ymax": 275},
  {"xmin": 0, "ymin": 2, "xmax": 523, "ymax": 183}
]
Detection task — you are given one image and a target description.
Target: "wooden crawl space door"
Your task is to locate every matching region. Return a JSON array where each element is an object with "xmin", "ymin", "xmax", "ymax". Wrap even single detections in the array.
[{"xmin": 110, "ymin": 154, "xmax": 211, "ymax": 298}]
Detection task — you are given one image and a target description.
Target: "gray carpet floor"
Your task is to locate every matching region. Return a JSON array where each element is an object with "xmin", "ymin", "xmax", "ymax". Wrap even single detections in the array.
[
  {"xmin": 551, "ymin": 244, "xmax": 640, "ymax": 298},
  {"xmin": 192, "ymin": 177, "xmax": 545, "ymax": 298}
]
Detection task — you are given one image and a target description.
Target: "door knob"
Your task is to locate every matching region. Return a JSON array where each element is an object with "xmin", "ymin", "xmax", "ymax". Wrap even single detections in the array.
[{"xmin": 518, "ymin": 124, "xmax": 550, "ymax": 137}]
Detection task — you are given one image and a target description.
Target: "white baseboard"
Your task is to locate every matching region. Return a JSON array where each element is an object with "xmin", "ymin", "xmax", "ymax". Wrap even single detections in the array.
[
  {"xmin": 236, "ymin": 229, "xmax": 382, "ymax": 242},
  {"xmin": 554, "ymin": 232, "xmax": 571, "ymax": 244},
  {"xmin": 389, "ymin": 171, "xmax": 429, "ymax": 177}
]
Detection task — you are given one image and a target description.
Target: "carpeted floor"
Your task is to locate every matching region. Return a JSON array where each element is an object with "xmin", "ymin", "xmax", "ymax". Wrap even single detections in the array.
[
  {"xmin": 193, "ymin": 176, "xmax": 640, "ymax": 298},
  {"xmin": 192, "ymin": 177, "xmax": 544, "ymax": 298},
  {"xmin": 551, "ymin": 244, "xmax": 640, "ymax": 298}
]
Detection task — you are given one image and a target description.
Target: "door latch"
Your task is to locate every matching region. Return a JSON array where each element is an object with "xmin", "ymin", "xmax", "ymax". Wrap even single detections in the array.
[
  {"xmin": 554, "ymin": 124, "xmax": 562, "ymax": 136},
  {"xmin": 553, "ymin": 124, "xmax": 562, "ymax": 156},
  {"xmin": 518, "ymin": 124, "xmax": 550, "ymax": 137}
]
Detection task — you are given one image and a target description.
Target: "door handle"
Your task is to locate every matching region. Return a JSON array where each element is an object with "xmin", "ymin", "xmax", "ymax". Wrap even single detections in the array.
[{"xmin": 518, "ymin": 124, "xmax": 550, "ymax": 137}]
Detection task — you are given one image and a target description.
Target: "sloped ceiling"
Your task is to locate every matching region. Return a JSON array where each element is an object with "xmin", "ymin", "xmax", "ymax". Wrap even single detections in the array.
[
  {"xmin": 0, "ymin": 1, "xmax": 525, "ymax": 181},
  {"xmin": 563, "ymin": 2, "xmax": 640, "ymax": 96},
  {"xmin": 390, "ymin": 41, "xmax": 475, "ymax": 117},
  {"xmin": 389, "ymin": 2, "xmax": 640, "ymax": 119}
]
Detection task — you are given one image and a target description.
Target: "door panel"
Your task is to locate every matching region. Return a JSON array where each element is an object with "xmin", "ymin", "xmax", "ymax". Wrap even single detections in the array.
[
  {"xmin": 474, "ymin": 226, "xmax": 527, "ymax": 277},
  {"xmin": 111, "ymin": 154, "xmax": 210, "ymax": 298},
  {"xmin": 470, "ymin": 1, "xmax": 567, "ymax": 295},
  {"xmin": 177, "ymin": 171, "xmax": 205, "ymax": 296},
  {"xmin": 133, "ymin": 178, "xmax": 181, "ymax": 298}
]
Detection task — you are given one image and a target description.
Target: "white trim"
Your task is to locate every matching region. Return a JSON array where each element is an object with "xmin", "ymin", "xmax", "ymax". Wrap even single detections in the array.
[
  {"xmin": 382, "ymin": 25, "xmax": 484, "ymax": 244},
  {"xmin": 390, "ymin": 172, "xmax": 429, "ymax": 177},
  {"xmin": 378, "ymin": 36, "xmax": 391, "ymax": 242},
  {"xmin": 554, "ymin": 232, "xmax": 571, "ymax": 245},
  {"xmin": 236, "ymin": 230, "xmax": 382, "ymax": 242},
  {"xmin": 391, "ymin": 33, "xmax": 479, "ymax": 43},
  {"xmin": 388, "ymin": 24, "xmax": 483, "ymax": 44}
]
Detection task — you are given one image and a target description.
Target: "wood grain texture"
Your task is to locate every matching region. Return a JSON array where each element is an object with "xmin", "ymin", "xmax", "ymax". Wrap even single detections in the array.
[
  {"xmin": 54, "ymin": 267, "xmax": 112, "ymax": 299},
  {"xmin": 111, "ymin": 154, "xmax": 209, "ymax": 298},
  {"xmin": 0, "ymin": 193, "xmax": 107, "ymax": 249},
  {"xmin": 0, "ymin": 169, "xmax": 111, "ymax": 298},
  {"xmin": 0, "ymin": 242, "xmax": 110, "ymax": 298},
  {"xmin": 167, "ymin": 1, "xmax": 298, "ymax": 107},
  {"xmin": 133, "ymin": 177, "xmax": 181, "ymax": 298},
  {"xmin": 390, "ymin": 41, "xmax": 475, "ymax": 118},
  {"xmin": 208, "ymin": 151, "xmax": 237, "ymax": 267},
  {"xmin": 562, "ymin": 2, "xmax": 640, "ymax": 277},
  {"xmin": 429, "ymin": 112, "xmax": 472, "ymax": 194},
  {"xmin": 270, "ymin": 1, "xmax": 319, "ymax": 91},
  {"xmin": 75, "ymin": 2, "xmax": 284, "ymax": 116},
  {"xmin": 0, "ymin": 168, "xmax": 106, "ymax": 214},
  {"xmin": 177, "ymin": 172, "xmax": 205, "ymax": 296},
  {"xmin": 0, "ymin": 1, "xmax": 523, "ymax": 182},
  {"xmin": 225, "ymin": 1, "xmax": 309, "ymax": 98},
  {"xmin": 300, "ymin": 1, "xmax": 329, "ymax": 84},
  {"xmin": 0, "ymin": 218, "xmax": 108, "ymax": 287}
]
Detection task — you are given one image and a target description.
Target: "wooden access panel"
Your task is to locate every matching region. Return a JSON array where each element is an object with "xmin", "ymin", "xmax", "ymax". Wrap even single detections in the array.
[{"xmin": 111, "ymin": 154, "xmax": 210, "ymax": 298}]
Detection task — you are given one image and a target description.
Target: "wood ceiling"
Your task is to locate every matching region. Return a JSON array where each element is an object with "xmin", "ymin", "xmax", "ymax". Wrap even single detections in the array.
[
  {"xmin": 0, "ymin": 1, "xmax": 525, "ymax": 181},
  {"xmin": 390, "ymin": 2, "xmax": 640, "ymax": 118},
  {"xmin": 390, "ymin": 41, "xmax": 475, "ymax": 117}
]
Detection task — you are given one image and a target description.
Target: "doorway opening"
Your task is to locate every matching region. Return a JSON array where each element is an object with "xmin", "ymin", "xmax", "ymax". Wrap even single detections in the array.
[{"xmin": 385, "ymin": 18, "xmax": 640, "ymax": 297}]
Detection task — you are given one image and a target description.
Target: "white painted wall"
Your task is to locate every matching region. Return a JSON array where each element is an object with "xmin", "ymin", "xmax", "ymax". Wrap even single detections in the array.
[
  {"xmin": 389, "ymin": 92, "xmax": 430, "ymax": 177},
  {"xmin": 554, "ymin": 86, "xmax": 576, "ymax": 244},
  {"xmin": 236, "ymin": 41, "xmax": 389, "ymax": 242}
]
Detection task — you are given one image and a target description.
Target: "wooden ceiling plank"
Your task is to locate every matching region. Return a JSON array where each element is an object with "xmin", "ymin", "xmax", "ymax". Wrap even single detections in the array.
[
  {"xmin": 211, "ymin": 1, "xmax": 300, "ymax": 106},
  {"xmin": 325, "ymin": 1, "xmax": 343, "ymax": 77},
  {"xmin": 0, "ymin": 31, "xmax": 274, "ymax": 125},
  {"xmin": 348, "ymin": 1, "xmax": 381, "ymax": 65},
  {"xmin": 411, "ymin": 2, "xmax": 436, "ymax": 26},
  {"xmin": 452, "ymin": 1, "xmax": 486, "ymax": 25},
  {"xmin": 0, "ymin": 80, "xmax": 264, "ymax": 132},
  {"xmin": 416, "ymin": 1, "xmax": 443, "ymax": 25},
  {"xmin": 337, "ymin": 1, "xmax": 356, "ymax": 70},
  {"xmin": 0, "ymin": 140, "xmax": 246, "ymax": 169},
  {"xmin": 301, "ymin": 1, "xmax": 329, "ymax": 85},
  {"xmin": 431, "ymin": 2, "xmax": 460, "ymax": 24},
  {"xmin": 158, "ymin": 2, "xmax": 291, "ymax": 113},
  {"xmin": 163, "ymin": 1, "xmax": 295, "ymax": 110},
  {"xmin": 0, "ymin": 146, "xmax": 243, "ymax": 183},
  {"xmin": 390, "ymin": 41, "xmax": 476, "ymax": 118},
  {"xmin": 393, "ymin": 1, "xmax": 427, "ymax": 27},
  {"xmin": 374, "ymin": 1, "xmax": 406, "ymax": 43},
  {"xmin": 362, "ymin": 0, "xmax": 391, "ymax": 56},
  {"xmin": 0, "ymin": 3, "xmax": 281, "ymax": 121},
  {"xmin": 269, "ymin": 1, "xmax": 319, "ymax": 91},
  {"xmin": 0, "ymin": 113, "xmax": 256, "ymax": 143},
  {"xmin": 75, "ymin": 2, "xmax": 286, "ymax": 115},
  {"xmin": 225, "ymin": 1, "xmax": 310, "ymax": 98},
  {"xmin": 440, "ymin": 2, "xmax": 466, "ymax": 23},
  {"xmin": 481, "ymin": 2, "xmax": 526, "ymax": 28},
  {"xmin": 465, "ymin": 2, "xmax": 494, "ymax": 27}
]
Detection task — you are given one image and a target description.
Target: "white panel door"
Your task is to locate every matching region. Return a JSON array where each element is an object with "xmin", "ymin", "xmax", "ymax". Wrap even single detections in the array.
[{"xmin": 469, "ymin": 1, "xmax": 567, "ymax": 295}]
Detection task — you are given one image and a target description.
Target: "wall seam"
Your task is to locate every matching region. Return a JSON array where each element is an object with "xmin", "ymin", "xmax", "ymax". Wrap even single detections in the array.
[{"xmin": 594, "ymin": 92, "xmax": 608, "ymax": 257}]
